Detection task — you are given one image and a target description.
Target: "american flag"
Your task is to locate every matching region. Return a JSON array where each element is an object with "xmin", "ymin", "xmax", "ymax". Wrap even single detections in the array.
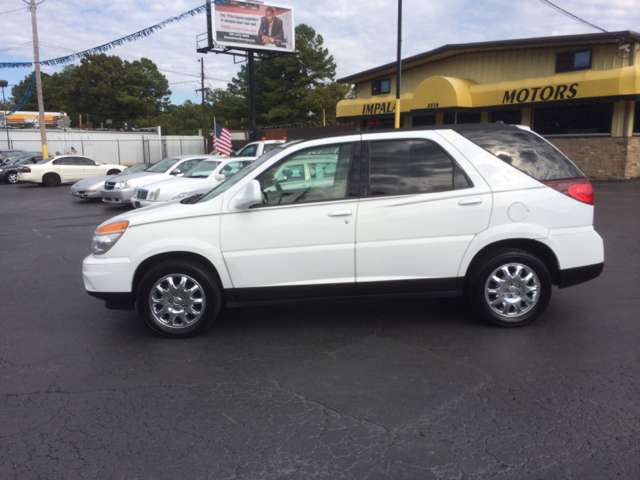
[{"xmin": 212, "ymin": 120, "xmax": 232, "ymax": 156}]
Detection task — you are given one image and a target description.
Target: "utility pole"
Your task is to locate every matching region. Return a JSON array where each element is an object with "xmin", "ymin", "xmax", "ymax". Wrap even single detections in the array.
[
  {"xmin": 24, "ymin": 0, "xmax": 48, "ymax": 157},
  {"xmin": 196, "ymin": 58, "xmax": 208, "ymax": 153},
  {"xmin": 0, "ymin": 80, "xmax": 10, "ymax": 148},
  {"xmin": 395, "ymin": 0, "xmax": 402, "ymax": 129}
]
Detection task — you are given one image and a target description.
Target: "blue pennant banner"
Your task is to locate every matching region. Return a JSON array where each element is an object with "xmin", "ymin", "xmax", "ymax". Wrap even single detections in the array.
[
  {"xmin": 8, "ymin": 72, "xmax": 36, "ymax": 114},
  {"xmin": 0, "ymin": 4, "xmax": 208, "ymax": 69}
]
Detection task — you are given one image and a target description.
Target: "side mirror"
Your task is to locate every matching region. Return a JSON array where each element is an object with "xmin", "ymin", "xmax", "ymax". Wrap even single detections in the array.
[
  {"xmin": 229, "ymin": 180, "xmax": 262, "ymax": 210},
  {"xmin": 171, "ymin": 169, "xmax": 182, "ymax": 176},
  {"xmin": 214, "ymin": 173, "xmax": 226, "ymax": 182}
]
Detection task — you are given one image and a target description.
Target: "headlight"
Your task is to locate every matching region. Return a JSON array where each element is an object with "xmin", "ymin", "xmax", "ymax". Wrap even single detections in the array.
[
  {"xmin": 153, "ymin": 189, "xmax": 161, "ymax": 200},
  {"xmin": 114, "ymin": 181, "xmax": 132, "ymax": 189},
  {"xmin": 92, "ymin": 220, "xmax": 129, "ymax": 255}
]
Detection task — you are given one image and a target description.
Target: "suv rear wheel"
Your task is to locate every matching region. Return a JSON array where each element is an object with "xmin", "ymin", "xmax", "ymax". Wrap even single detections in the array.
[
  {"xmin": 136, "ymin": 259, "xmax": 222, "ymax": 337},
  {"xmin": 467, "ymin": 248, "xmax": 552, "ymax": 327}
]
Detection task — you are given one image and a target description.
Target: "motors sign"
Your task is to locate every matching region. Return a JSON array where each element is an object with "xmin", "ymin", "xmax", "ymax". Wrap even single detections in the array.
[{"xmin": 502, "ymin": 83, "xmax": 579, "ymax": 104}]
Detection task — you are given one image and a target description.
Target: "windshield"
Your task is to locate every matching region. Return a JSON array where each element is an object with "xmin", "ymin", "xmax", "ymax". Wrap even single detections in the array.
[
  {"xmin": 145, "ymin": 157, "xmax": 180, "ymax": 173},
  {"xmin": 36, "ymin": 157, "xmax": 53, "ymax": 165},
  {"xmin": 121, "ymin": 163, "xmax": 150, "ymax": 175},
  {"xmin": 6, "ymin": 154, "xmax": 30, "ymax": 164},
  {"xmin": 185, "ymin": 161, "xmax": 221, "ymax": 178},
  {"xmin": 198, "ymin": 145, "xmax": 288, "ymax": 202}
]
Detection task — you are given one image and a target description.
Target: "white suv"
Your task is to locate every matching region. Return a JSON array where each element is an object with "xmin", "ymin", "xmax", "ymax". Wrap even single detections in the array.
[{"xmin": 83, "ymin": 125, "xmax": 604, "ymax": 337}]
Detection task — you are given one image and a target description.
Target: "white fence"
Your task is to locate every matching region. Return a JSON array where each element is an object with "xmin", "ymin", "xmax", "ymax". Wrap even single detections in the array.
[{"xmin": 0, "ymin": 129, "xmax": 206, "ymax": 165}]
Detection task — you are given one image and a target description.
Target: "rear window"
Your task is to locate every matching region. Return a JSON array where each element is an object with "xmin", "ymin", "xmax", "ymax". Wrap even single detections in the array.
[{"xmin": 457, "ymin": 126, "xmax": 583, "ymax": 181}]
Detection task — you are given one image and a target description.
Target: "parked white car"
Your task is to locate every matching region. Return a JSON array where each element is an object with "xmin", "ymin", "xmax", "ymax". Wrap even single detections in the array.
[
  {"xmin": 214, "ymin": 140, "xmax": 284, "ymax": 159},
  {"xmin": 100, "ymin": 154, "xmax": 211, "ymax": 204},
  {"xmin": 83, "ymin": 124, "xmax": 604, "ymax": 337},
  {"xmin": 131, "ymin": 158, "xmax": 254, "ymax": 208},
  {"xmin": 18, "ymin": 155, "xmax": 125, "ymax": 186}
]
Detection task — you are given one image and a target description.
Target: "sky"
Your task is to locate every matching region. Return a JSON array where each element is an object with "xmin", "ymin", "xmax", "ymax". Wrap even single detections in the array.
[{"xmin": 1, "ymin": 0, "xmax": 639, "ymax": 107}]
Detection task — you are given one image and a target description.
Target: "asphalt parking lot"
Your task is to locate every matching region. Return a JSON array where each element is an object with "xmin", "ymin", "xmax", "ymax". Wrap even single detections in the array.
[{"xmin": 1, "ymin": 179, "xmax": 639, "ymax": 479}]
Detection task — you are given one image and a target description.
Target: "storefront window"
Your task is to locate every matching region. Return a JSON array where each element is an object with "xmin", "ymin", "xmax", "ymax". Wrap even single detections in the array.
[
  {"xmin": 362, "ymin": 118, "xmax": 395, "ymax": 130},
  {"xmin": 412, "ymin": 114, "xmax": 436, "ymax": 126},
  {"xmin": 443, "ymin": 112, "xmax": 481, "ymax": 125},
  {"xmin": 633, "ymin": 101, "xmax": 640, "ymax": 134},
  {"xmin": 443, "ymin": 112, "xmax": 456, "ymax": 125},
  {"xmin": 533, "ymin": 103, "xmax": 613, "ymax": 135},
  {"xmin": 457, "ymin": 112, "xmax": 481, "ymax": 124},
  {"xmin": 490, "ymin": 109, "xmax": 521, "ymax": 125}
]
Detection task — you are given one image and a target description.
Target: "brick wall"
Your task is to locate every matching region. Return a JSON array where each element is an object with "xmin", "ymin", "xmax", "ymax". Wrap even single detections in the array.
[{"xmin": 548, "ymin": 136, "xmax": 640, "ymax": 180}]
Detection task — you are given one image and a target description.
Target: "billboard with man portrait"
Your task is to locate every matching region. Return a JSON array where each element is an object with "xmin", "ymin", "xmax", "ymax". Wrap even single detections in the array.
[{"xmin": 212, "ymin": 1, "xmax": 295, "ymax": 53}]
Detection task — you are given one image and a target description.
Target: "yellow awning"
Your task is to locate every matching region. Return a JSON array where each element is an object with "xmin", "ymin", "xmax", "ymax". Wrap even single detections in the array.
[
  {"xmin": 471, "ymin": 66, "xmax": 640, "ymax": 107},
  {"xmin": 336, "ymin": 66, "xmax": 640, "ymax": 119}
]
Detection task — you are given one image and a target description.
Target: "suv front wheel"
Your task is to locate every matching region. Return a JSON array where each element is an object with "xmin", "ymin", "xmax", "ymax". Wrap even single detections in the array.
[
  {"xmin": 467, "ymin": 248, "xmax": 552, "ymax": 327},
  {"xmin": 136, "ymin": 259, "xmax": 222, "ymax": 337}
]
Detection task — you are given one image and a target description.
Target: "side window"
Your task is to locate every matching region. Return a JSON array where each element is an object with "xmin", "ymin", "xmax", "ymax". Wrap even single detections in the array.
[
  {"xmin": 368, "ymin": 139, "xmax": 470, "ymax": 197},
  {"xmin": 53, "ymin": 157, "xmax": 75, "ymax": 165},
  {"xmin": 240, "ymin": 144, "xmax": 258, "ymax": 157},
  {"xmin": 263, "ymin": 143, "xmax": 279, "ymax": 153},
  {"xmin": 220, "ymin": 161, "xmax": 244, "ymax": 175},
  {"xmin": 257, "ymin": 143, "xmax": 353, "ymax": 206},
  {"xmin": 75, "ymin": 157, "xmax": 96, "ymax": 165}
]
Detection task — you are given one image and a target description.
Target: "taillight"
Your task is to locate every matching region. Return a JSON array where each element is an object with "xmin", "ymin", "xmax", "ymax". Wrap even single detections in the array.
[
  {"xmin": 541, "ymin": 177, "xmax": 593, "ymax": 205},
  {"xmin": 21, "ymin": 167, "xmax": 31, "ymax": 173}
]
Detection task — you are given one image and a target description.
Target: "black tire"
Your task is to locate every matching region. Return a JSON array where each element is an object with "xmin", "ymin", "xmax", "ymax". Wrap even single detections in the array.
[
  {"xmin": 136, "ymin": 259, "xmax": 222, "ymax": 337},
  {"xmin": 466, "ymin": 248, "xmax": 552, "ymax": 327},
  {"xmin": 6, "ymin": 171, "xmax": 18, "ymax": 184},
  {"xmin": 42, "ymin": 173, "xmax": 61, "ymax": 187},
  {"xmin": 107, "ymin": 169, "xmax": 121, "ymax": 175}
]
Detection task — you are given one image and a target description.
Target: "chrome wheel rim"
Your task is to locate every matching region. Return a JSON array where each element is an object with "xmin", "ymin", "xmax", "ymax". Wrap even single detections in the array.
[
  {"xmin": 149, "ymin": 274, "xmax": 206, "ymax": 328},
  {"xmin": 485, "ymin": 263, "xmax": 540, "ymax": 318},
  {"xmin": 7, "ymin": 172, "xmax": 17, "ymax": 184}
]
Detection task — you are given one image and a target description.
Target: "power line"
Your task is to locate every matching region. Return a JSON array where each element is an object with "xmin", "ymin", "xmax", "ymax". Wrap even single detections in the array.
[
  {"xmin": 0, "ymin": 41, "xmax": 33, "ymax": 54},
  {"xmin": 158, "ymin": 68, "xmax": 231, "ymax": 84},
  {"xmin": 0, "ymin": 6, "xmax": 28, "ymax": 16},
  {"xmin": 539, "ymin": 0, "xmax": 608, "ymax": 33}
]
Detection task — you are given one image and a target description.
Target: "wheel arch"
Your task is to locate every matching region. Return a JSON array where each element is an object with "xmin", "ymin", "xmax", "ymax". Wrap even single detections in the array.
[
  {"xmin": 462, "ymin": 239, "xmax": 560, "ymax": 292},
  {"xmin": 132, "ymin": 251, "xmax": 226, "ymax": 306}
]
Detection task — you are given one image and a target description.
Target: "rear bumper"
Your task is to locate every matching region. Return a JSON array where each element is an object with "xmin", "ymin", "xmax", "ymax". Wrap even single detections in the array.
[{"xmin": 558, "ymin": 262, "xmax": 604, "ymax": 289}]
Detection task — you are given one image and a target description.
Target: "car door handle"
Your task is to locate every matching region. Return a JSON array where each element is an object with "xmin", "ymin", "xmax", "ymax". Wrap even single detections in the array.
[
  {"xmin": 328, "ymin": 210, "xmax": 352, "ymax": 217},
  {"xmin": 458, "ymin": 198, "xmax": 483, "ymax": 206}
]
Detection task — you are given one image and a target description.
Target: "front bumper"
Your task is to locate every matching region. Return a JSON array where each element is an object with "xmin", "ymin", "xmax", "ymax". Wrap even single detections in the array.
[
  {"xmin": 71, "ymin": 187, "xmax": 101, "ymax": 199},
  {"xmin": 83, "ymin": 254, "xmax": 135, "ymax": 295},
  {"xmin": 101, "ymin": 187, "xmax": 134, "ymax": 203}
]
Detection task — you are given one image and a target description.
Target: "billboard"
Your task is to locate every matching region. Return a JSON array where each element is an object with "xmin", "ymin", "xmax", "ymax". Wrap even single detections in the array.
[{"xmin": 212, "ymin": 1, "xmax": 295, "ymax": 53}]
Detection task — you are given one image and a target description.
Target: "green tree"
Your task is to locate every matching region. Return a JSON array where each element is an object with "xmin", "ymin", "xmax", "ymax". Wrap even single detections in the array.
[
  {"xmin": 119, "ymin": 58, "xmax": 172, "ymax": 120},
  {"xmin": 207, "ymin": 88, "xmax": 248, "ymax": 130},
  {"xmin": 223, "ymin": 24, "xmax": 349, "ymax": 127},
  {"xmin": 9, "ymin": 69, "xmax": 70, "ymax": 112},
  {"xmin": 10, "ymin": 54, "xmax": 170, "ymax": 128}
]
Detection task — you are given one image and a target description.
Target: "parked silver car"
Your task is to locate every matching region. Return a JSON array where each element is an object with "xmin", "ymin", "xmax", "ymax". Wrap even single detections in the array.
[
  {"xmin": 100, "ymin": 155, "xmax": 213, "ymax": 205},
  {"xmin": 70, "ymin": 163, "xmax": 150, "ymax": 199}
]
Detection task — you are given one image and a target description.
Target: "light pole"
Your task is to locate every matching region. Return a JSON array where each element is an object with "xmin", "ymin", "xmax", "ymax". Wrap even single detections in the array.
[{"xmin": 0, "ymin": 80, "xmax": 10, "ymax": 149}]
